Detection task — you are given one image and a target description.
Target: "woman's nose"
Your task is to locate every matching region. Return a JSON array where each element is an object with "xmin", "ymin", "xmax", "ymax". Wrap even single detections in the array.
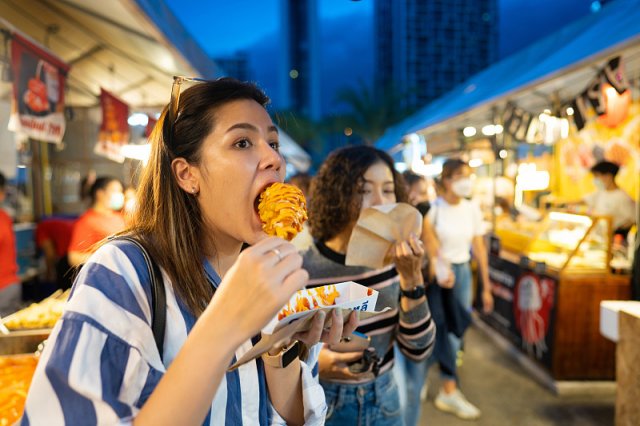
[
  {"xmin": 370, "ymin": 189, "xmax": 385, "ymax": 206},
  {"xmin": 260, "ymin": 141, "xmax": 283, "ymax": 172}
]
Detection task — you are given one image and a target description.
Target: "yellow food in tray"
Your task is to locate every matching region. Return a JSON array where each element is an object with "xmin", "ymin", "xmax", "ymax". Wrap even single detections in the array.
[
  {"xmin": 2, "ymin": 290, "xmax": 69, "ymax": 331},
  {"xmin": 0, "ymin": 354, "xmax": 38, "ymax": 425},
  {"xmin": 277, "ymin": 284, "xmax": 341, "ymax": 320},
  {"xmin": 258, "ymin": 182, "xmax": 308, "ymax": 241}
]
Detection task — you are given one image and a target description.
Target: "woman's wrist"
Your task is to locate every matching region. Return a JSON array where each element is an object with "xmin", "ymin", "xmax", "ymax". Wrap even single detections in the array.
[
  {"xmin": 199, "ymin": 304, "xmax": 248, "ymax": 357},
  {"xmin": 399, "ymin": 271, "xmax": 424, "ymax": 290}
]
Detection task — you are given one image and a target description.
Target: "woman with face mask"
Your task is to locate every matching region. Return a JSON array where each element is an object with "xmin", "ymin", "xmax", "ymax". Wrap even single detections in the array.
[
  {"xmin": 67, "ymin": 176, "xmax": 127, "ymax": 267},
  {"xmin": 418, "ymin": 158, "xmax": 493, "ymax": 421},
  {"xmin": 303, "ymin": 146, "xmax": 436, "ymax": 426},
  {"xmin": 25, "ymin": 78, "xmax": 351, "ymax": 425}
]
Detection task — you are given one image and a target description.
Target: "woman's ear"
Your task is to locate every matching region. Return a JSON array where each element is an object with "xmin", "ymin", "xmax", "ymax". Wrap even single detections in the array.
[{"xmin": 171, "ymin": 157, "xmax": 200, "ymax": 195}]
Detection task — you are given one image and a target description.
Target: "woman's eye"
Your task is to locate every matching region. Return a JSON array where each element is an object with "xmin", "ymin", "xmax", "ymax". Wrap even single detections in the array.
[
  {"xmin": 384, "ymin": 190, "xmax": 395, "ymax": 195},
  {"xmin": 235, "ymin": 139, "xmax": 252, "ymax": 149},
  {"xmin": 269, "ymin": 141, "xmax": 280, "ymax": 151}
]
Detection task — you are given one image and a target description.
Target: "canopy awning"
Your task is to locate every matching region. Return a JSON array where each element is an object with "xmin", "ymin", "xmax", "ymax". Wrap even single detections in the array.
[
  {"xmin": 0, "ymin": 0, "xmax": 221, "ymax": 108},
  {"xmin": 376, "ymin": 0, "xmax": 640, "ymax": 152}
]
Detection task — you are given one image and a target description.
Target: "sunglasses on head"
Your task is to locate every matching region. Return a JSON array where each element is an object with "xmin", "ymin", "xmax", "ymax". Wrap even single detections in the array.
[{"xmin": 167, "ymin": 76, "xmax": 211, "ymax": 148}]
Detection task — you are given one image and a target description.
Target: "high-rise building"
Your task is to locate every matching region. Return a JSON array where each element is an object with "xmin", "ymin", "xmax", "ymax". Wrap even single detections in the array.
[
  {"xmin": 214, "ymin": 52, "xmax": 249, "ymax": 81},
  {"xmin": 375, "ymin": 0, "xmax": 498, "ymax": 109},
  {"xmin": 279, "ymin": 0, "xmax": 321, "ymax": 119}
]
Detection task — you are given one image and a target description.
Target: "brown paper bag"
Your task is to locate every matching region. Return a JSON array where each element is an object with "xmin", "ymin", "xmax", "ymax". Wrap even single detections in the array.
[{"xmin": 346, "ymin": 203, "xmax": 422, "ymax": 269}]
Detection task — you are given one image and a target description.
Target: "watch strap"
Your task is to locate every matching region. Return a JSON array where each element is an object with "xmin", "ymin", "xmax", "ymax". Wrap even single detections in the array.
[
  {"xmin": 401, "ymin": 285, "xmax": 426, "ymax": 299},
  {"xmin": 262, "ymin": 340, "xmax": 301, "ymax": 368}
]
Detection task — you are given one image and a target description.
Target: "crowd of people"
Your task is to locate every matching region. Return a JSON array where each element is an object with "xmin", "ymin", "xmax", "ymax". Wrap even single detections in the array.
[{"xmin": 5, "ymin": 77, "xmax": 631, "ymax": 425}]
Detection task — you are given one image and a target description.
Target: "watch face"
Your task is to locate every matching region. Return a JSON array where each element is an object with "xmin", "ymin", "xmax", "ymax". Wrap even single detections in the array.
[
  {"xmin": 282, "ymin": 342, "xmax": 300, "ymax": 368},
  {"xmin": 403, "ymin": 286, "xmax": 425, "ymax": 299}
]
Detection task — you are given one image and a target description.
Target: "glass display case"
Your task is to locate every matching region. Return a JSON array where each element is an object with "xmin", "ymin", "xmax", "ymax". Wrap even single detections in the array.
[{"xmin": 495, "ymin": 212, "xmax": 612, "ymax": 274}]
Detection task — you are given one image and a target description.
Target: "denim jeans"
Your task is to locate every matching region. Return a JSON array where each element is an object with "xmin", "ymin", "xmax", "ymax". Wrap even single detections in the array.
[
  {"xmin": 395, "ymin": 262, "xmax": 474, "ymax": 425},
  {"xmin": 321, "ymin": 370, "xmax": 403, "ymax": 426},
  {"xmin": 394, "ymin": 347, "xmax": 428, "ymax": 426},
  {"xmin": 444, "ymin": 262, "xmax": 473, "ymax": 381}
]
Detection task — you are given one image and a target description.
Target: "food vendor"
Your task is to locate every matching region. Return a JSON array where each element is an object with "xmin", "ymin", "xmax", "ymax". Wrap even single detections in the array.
[{"xmin": 583, "ymin": 161, "xmax": 636, "ymax": 236}]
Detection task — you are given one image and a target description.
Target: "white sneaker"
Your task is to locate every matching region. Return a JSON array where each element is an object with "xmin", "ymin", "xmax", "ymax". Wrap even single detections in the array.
[
  {"xmin": 434, "ymin": 389, "xmax": 481, "ymax": 420},
  {"xmin": 420, "ymin": 381, "xmax": 428, "ymax": 402}
]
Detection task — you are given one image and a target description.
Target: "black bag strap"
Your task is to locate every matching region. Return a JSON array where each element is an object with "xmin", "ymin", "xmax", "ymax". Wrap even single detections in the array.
[{"xmin": 110, "ymin": 236, "xmax": 166, "ymax": 361}]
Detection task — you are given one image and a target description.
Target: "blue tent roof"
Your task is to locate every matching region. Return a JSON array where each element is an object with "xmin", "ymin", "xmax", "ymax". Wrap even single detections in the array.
[{"xmin": 376, "ymin": 0, "xmax": 640, "ymax": 152}]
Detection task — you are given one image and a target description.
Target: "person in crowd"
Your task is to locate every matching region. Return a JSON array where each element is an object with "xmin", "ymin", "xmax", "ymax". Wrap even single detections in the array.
[
  {"xmin": 67, "ymin": 176, "xmax": 127, "ymax": 267},
  {"xmin": 35, "ymin": 216, "xmax": 76, "ymax": 290},
  {"xmin": 418, "ymin": 158, "xmax": 493, "ymax": 420},
  {"xmin": 288, "ymin": 172, "xmax": 313, "ymax": 251},
  {"xmin": 0, "ymin": 172, "xmax": 19, "ymax": 317},
  {"xmin": 402, "ymin": 170, "xmax": 432, "ymax": 216},
  {"xmin": 394, "ymin": 169, "xmax": 435, "ymax": 426},
  {"xmin": 303, "ymin": 145, "xmax": 435, "ymax": 426},
  {"xmin": 123, "ymin": 185, "xmax": 138, "ymax": 225},
  {"xmin": 288, "ymin": 172, "xmax": 312, "ymax": 198},
  {"xmin": 79, "ymin": 170, "xmax": 96, "ymax": 205},
  {"xmin": 24, "ymin": 78, "xmax": 356, "ymax": 424},
  {"xmin": 584, "ymin": 160, "xmax": 636, "ymax": 236}
]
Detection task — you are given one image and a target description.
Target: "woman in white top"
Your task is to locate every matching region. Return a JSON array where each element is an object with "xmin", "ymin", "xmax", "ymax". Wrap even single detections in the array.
[
  {"xmin": 421, "ymin": 158, "xmax": 494, "ymax": 420},
  {"xmin": 23, "ymin": 78, "xmax": 356, "ymax": 425}
]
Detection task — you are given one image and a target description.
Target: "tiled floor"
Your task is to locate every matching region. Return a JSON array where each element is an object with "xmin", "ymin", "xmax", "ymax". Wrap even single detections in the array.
[{"xmin": 418, "ymin": 324, "xmax": 615, "ymax": 426}]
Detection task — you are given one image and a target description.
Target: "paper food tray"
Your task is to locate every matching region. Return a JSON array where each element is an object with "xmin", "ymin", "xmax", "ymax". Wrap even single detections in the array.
[{"xmin": 229, "ymin": 281, "xmax": 389, "ymax": 370}]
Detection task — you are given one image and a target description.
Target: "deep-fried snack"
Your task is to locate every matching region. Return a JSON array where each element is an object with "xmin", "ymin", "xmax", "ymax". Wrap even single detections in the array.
[
  {"xmin": 258, "ymin": 183, "xmax": 308, "ymax": 241},
  {"xmin": 277, "ymin": 285, "xmax": 341, "ymax": 320}
]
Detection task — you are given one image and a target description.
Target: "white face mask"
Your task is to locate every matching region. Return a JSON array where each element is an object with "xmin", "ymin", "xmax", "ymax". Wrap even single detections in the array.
[
  {"xmin": 593, "ymin": 178, "xmax": 605, "ymax": 190},
  {"xmin": 109, "ymin": 193, "xmax": 125, "ymax": 211},
  {"xmin": 451, "ymin": 177, "xmax": 473, "ymax": 198},
  {"xmin": 124, "ymin": 198, "xmax": 136, "ymax": 214}
]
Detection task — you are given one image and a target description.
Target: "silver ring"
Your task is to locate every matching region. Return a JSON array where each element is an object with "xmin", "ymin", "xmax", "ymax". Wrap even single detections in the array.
[{"xmin": 271, "ymin": 248, "xmax": 283, "ymax": 261}]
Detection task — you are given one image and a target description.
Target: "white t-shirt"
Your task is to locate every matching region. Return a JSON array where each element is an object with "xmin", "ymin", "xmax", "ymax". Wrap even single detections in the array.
[
  {"xmin": 427, "ymin": 197, "xmax": 484, "ymax": 264},
  {"xmin": 584, "ymin": 188, "xmax": 636, "ymax": 230}
]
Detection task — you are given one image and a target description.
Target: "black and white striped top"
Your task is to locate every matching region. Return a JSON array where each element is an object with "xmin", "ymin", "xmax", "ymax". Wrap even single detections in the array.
[{"xmin": 302, "ymin": 241, "xmax": 435, "ymax": 384}]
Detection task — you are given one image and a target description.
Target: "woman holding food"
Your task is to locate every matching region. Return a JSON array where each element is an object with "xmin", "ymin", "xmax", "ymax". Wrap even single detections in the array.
[
  {"xmin": 23, "ymin": 78, "xmax": 355, "ymax": 425},
  {"xmin": 302, "ymin": 146, "xmax": 436, "ymax": 426}
]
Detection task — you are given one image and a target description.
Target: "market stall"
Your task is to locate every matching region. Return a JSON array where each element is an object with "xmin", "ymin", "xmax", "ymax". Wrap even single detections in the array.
[{"xmin": 376, "ymin": 0, "xmax": 640, "ymax": 382}]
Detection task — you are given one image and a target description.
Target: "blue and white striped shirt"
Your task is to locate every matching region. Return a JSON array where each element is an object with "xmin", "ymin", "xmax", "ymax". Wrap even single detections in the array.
[{"xmin": 22, "ymin": 240, "xmax": 325, "ymax": 425}]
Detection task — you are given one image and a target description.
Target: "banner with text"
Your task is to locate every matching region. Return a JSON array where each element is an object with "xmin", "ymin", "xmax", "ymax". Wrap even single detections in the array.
[
  {"xmin": 9, "ymin": 33, "xmax": 70, "ymax": 143},
  {"xmin": 94, "ymin": 89, "xmax": 129, "ymax": 163}
]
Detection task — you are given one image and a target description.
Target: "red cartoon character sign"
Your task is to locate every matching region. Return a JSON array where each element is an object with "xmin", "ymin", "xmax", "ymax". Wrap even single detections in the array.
[{"xmin": 513, "ymin": 273, "xmax": 556, "ymax": 359}]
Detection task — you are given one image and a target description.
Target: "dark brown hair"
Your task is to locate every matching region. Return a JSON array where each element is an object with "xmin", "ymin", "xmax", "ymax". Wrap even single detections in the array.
[
  {"xmin": 309, "ymin": 145, "xmax": 407, "ymax": 242},
  {"xmin": 89, "ymin": 176, "xmax": 121, "ymax": 206},
  {"xmin": 436, "ymin": 158, "xmax": 469, "ymax": 191},
  {"xmin": 127, "ymin": 78, "xmax": 270, "ymax": 316}
]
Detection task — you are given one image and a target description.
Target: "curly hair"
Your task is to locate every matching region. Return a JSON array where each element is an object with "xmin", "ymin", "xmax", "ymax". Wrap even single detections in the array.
[{"xmin": 309, "ymin": 145, "xmax": 408, "ymax": 242}]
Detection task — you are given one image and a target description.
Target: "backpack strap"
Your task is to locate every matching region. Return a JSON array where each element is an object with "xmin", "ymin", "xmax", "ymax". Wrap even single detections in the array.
[{"xmin": 110, "ymin": 235, "xmax": 166, "ymax": 361}]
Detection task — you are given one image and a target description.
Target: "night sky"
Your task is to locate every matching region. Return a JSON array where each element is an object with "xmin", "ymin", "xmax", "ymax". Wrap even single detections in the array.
[{"xmin": 165, "ymin": 0, "xmax": 599, "ymax": 113}]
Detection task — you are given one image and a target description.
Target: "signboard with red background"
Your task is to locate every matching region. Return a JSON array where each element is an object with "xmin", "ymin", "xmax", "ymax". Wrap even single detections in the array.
[
  {"xmin": 9, "ymin": 32, "xmax": 70, "ymax": 143},
  {"xmin": 94, "ymin": 89, "xmax": 129, "ymax": 162}
]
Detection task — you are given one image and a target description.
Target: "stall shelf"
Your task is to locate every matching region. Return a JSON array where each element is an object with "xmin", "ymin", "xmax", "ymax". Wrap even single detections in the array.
[{"xmin": 484, "ymin": 212, "xmax": 631, "ymax": 380}]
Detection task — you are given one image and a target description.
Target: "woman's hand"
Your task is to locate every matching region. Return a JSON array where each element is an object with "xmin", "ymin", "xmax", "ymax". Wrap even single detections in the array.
[
  {"xmin": 482, "ymin": 289, "xmax": 494, "ymax": 313},
  {"xmin": 209, "ymin": 237, "xmax": 308, "ymax": 346},
  {"xmin": 392, "ymin": 233, "xmax": 425, "ymax": 290},
  {"xmin": 294, "ymin": 309, "xmax": 360, "ymax": 348},
  {"xmin": 437, "ymin": 269, "xmax": 455, "ymax": 289},
  {"xmin": 318, "ymin": 346, "xmax": 372, "ymax": 381}
]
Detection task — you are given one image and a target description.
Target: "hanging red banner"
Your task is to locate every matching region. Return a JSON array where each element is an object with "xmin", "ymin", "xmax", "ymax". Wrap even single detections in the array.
[
  {"xmin": 9, "ymin": 32, "xmax": 70, "ymax": 143},
  {"xmin": 94, "ymin": 89, "xmax": 129, "ymax": 162},
  {"xmin": 144, "ymin": 115, "xmax": 158, "ymax": 138}
]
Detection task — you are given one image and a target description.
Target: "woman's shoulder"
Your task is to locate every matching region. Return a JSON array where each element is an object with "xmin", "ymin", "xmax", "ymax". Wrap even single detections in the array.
[{"xmin": 68, "ymin": 239, "xmax": 156, "ymax": 323}]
